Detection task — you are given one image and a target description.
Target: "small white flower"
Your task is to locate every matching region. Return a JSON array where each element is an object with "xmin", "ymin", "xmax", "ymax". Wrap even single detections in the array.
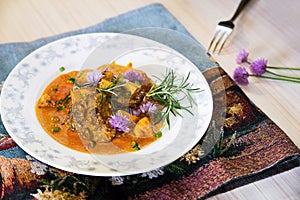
[
  {"xmin": 26, "ymin": 155, "xmax": 35, "ymax": 161},
  {"xmin": 26, "ymin": 155, "xmax": 48, "ymax": 175},
  {"xmin": 30, "ymin": 161, "xmax": 48, "ymax": 175},
  {"xmin": 109, "ymin": 176, "xmax": 124, "ymax": 185},
  {"xmin": 141, "ymin": 168, "xmax": 164, "ymax": 179},
  {"xmin": 31, "ymin": 189, "xmax": 44, "ymax": 200}
]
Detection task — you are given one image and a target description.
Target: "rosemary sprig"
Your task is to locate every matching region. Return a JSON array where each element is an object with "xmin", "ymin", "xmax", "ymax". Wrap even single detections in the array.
[
  {"xmin": 146, "ymin": 70, "xmax": 203, "ymax": 128},
  {"xmin": 94, "ymin": 75, "xmax": 126, "ymax": 96},
  {"xmin": 73, "ymin": 74, "xmax": 126, "ymax": 96}
]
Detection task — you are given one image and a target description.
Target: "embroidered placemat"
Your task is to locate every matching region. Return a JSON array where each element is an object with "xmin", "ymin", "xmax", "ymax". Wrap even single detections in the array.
[{"xmin": 0, "ymin": 3, "xmax": 299, "ymax": 199}]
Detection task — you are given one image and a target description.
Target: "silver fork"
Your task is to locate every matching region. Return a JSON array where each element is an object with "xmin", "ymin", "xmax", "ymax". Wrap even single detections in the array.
[{"xmin": 208, "ymin": 0, "xmax": 251, "ymax": 54}]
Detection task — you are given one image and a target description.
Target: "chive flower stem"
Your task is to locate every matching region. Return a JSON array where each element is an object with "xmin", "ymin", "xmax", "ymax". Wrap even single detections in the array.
[
  {"xmin": 250, "ymin": 74, "xmax": 300, "ymax": 83},
  {"xmin": 266, "ymin": 66, "xmax": 300, "ymax": 70},
  {"xmin": 266, "ymin": 70, "xmax": 300, "ymax": 80}
]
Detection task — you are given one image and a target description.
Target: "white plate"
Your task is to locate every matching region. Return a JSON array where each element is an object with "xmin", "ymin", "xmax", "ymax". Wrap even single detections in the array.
[{"xmin": 1, "ymin": 33, "xmax": 213, "ymax": 176}]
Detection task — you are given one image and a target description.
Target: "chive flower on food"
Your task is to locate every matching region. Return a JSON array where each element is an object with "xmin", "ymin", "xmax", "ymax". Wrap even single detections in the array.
[
  {"xmin": 130, "ymin": 108, "xmax": 141, "ymax": 116},
  {"xmin": 87, "ymin": 70, "xmax": 103, "ymax": 87},
  {"xmin": 109, "ymin": 113, "xmax": 129, "ymax": 132},
  {"xmin": 129, "ymin": 102, "xmax": 157, "ymax": 117},
  {"xmin": 233, "ymin": 66, "xmax": 249, "ymax": 85},
  {"xmin": 236, "ymin": 49, "xmax": 249, "ymax": 64},
  {"xmin": 123, "ymin": 70, "xmax": 143, "ymax": 83},
  {"xmin": 140, "ymin": 102, "xmax": 157, "ymax": 113}
]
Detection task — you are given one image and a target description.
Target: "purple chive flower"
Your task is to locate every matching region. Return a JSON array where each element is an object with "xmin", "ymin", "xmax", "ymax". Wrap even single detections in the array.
[
  {"xmin": 233, "ymin": 66, "xmax": 249, "ymax": 85},
  {"xmin": 140, "ymin": 102, "xmax": 157, "ymax": 113},
  {"xmin": 236, "ymin": 49, "xmax": 249, "ymax": 64},
  {"xmin": 130, "ymin": 108, "xmax": 141, "ymax": 116},
  {"xmin": 123, "ymin": 70, "xmax": 143, "ymax": 83},
  {"xmin": 109, "ymin": 114, "xmax": 129, "ymax": 132},
  {"xmin": 87, "ymin": 70, "xmax": 103, "ymax": 87},
  {"xmin": 249, "ymin": 58, "xmax": 267, "ymax": 75}
]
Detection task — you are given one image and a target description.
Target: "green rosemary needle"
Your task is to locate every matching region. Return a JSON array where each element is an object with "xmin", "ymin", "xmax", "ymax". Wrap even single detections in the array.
[
  {"xmin": 74, "ymin": 74, "xmax": 126, "ymax": 96},
  {"xmin": 146, "ymin": 70, "xmax": 203, "ymax": 128},
  {"xmin": 95, "ymin": 75, "xmax": 126, "ymax": 96}
]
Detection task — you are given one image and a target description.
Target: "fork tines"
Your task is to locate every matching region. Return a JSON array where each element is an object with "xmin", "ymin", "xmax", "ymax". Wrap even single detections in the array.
[{"xmin": 207, "ymin": 25, "xmax": 233, "ymax": 54}]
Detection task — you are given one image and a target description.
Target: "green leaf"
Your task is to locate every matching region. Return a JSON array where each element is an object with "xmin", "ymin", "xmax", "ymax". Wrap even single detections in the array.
[{"xmin": 59, "ymin": 66, "xmax": 65, "ymax": 72}]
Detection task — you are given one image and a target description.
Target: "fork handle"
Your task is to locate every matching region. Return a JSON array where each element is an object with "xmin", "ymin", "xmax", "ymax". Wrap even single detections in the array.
[{"xmin": 230, "ymin": 0, "xmax": 251, "ymax": 21}]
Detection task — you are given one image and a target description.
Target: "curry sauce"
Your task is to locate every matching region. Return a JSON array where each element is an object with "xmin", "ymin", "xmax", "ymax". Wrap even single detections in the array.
[{"xmin": 36, "ymin": 63, "xmax": 163, "ymax": 154}]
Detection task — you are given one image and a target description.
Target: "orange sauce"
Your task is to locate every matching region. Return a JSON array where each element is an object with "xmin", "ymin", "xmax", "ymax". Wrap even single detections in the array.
[{"xmin": 35, "ymin": 71, "xmax": 88, "ymax": 152}]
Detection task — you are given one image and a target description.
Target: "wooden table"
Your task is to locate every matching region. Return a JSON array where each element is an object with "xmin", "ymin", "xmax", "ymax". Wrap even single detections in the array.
[{"xmin": 1, "ymin": 0, "xmax": 299, "ymax": 199}]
